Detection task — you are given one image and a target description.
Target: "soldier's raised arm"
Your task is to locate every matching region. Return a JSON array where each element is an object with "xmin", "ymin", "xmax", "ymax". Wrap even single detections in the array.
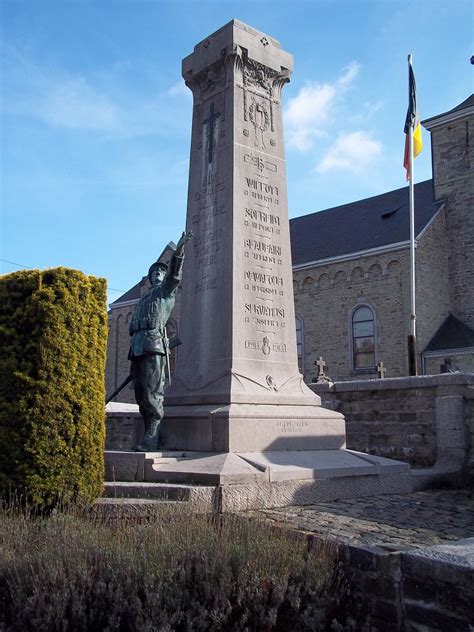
[
  {"xmin": 164, "ymin": 230, "xmax": 193, "ymax": 293},
  {"xmin": 175, "ymin": 230, "xmax": 193, "ymax": 257}
]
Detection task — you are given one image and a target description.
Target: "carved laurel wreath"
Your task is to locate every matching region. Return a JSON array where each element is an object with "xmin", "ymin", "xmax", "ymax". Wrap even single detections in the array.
[{"xmin": 248, "ymin": 99, "xmax": 270, "ymax": 131}]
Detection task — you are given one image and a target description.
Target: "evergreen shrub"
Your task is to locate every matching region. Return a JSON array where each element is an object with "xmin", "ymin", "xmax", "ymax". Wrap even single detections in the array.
[{"xmin": 0, "ymin": 268, "xmax": 107, "ymax": 507}]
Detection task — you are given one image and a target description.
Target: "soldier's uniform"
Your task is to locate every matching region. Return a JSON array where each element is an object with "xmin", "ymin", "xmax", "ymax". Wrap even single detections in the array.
[{"xmin": 128, "ymin": 251, "xmax": 184, "ymax": 451}]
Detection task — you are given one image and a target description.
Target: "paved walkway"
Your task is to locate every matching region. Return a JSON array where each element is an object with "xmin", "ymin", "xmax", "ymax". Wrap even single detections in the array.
[{"xmin": 252, "ymin": 488, "xmax": 474, "ymax": 551}]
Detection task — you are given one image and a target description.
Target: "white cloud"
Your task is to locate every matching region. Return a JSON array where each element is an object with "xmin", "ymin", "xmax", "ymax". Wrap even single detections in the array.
[
  {"xmin": 284, "ymin": 61, "xmax": 360, "ymax": 151},
  {"xmin": 337, "ymin": 61, "xmax": 360, "ymax": 88},
  {"xmin": 316, "ymin": 131, "xmax": 382, "ymax": 173},
  {"xmin": 167, "ymin": 80, "xmax": 191, "ymax": 98},
  {"xmin": 36, "ymin": 77, "xmax": 123, "ymax": 131},
  {"xmin": 2, "ymin": 45, "xmax": 191, "ymax": 137}
]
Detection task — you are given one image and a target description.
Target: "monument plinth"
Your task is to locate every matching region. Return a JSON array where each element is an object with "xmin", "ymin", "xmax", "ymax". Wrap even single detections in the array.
[{"xmin": 163, "ymin": 19, "xmax": 345, "ymax": 451}]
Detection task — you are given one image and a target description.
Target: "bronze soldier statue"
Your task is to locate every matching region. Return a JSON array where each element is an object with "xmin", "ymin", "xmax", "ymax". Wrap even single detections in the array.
[{"xmin": 128, "ymin": 231, "xmax": 192, "ymax": 451}]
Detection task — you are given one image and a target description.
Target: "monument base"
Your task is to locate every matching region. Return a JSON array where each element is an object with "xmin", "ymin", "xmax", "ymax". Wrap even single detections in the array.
[
  {"xmin": 104, "ymin": 448, "xmax": 412, "ymax": 512},
  {"xmin": 162, "ymin": 402, "xmax": 346, "ymax": 452},
  {"xmin": 105, "ymin": 403, "xmax": 412, "ymax": 511}
]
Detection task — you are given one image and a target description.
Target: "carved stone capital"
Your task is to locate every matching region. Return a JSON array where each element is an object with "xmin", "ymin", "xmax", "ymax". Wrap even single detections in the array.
[
  {"xmin": 223, "ymin": 44, "xmax": 244, "ymax": 83},
  {"xmin": 272, "ymin": 68, "xmax": 292, "ymax": 98},
  {"xmin": 185, "ymin": 59, "xmax": 226, "ymax": 100}
]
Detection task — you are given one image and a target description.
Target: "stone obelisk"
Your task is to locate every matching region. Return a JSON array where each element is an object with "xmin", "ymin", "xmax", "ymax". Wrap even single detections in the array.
[{"xmin": 164, "ymin": 20, "xmax": 345, "ymax": 452}]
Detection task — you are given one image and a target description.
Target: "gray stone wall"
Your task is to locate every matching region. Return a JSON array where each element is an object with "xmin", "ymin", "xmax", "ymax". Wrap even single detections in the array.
[
  {"xmin": 315, "ymin": 536, "xmax": 474, "ymax": 632},
  {"xmin": 431, "ymin": 112, "xmax": 474, "ymax": 331},
  {"xmin": 106, "ymin": 301, "xmax": 137, "ymax": 404},
  {"xmin": 424, "ymin": 351, "xmax": 474, "ymax": 375},
  {"xmin": 415, "ymin": 205, "xmax": 451, "ymax": 355},
  {"xmin": 312, "ymin": 373, "xmax": 473, "ymax": 471},
  {"xmin": 293, "ymin": 249, "xmax": 410, "ymax": 382}
]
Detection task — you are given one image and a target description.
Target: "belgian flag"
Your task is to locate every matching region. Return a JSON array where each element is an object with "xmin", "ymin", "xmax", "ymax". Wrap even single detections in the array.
[{"xmin": 403, "ymin": 56, "xmax": 423, "ymax": 179}]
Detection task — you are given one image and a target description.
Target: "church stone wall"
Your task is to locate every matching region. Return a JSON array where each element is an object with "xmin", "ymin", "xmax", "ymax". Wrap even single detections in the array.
[
  {"xmin": 415, "ymin": 205, "xmax": 451, "ymax": 356},
  {"xmin": 293, "ymin": 249, "xmax": 410, "ymax": 382},
  {"xmin": 424, "ymin": 352, "xmax": 474, "ymax": 375},
  {"xmin": 106, "ymin": 302, "xmax": 137, "ymax": 404},
  {"xmin": 431, "ymin": 112, "xmax": 474, "ymax": 330}
]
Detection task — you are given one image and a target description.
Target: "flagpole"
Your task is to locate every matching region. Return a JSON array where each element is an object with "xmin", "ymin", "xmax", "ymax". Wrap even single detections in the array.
[{"xmin": 407, "ymin": 53, "xmax": 417, "ymax": 375}]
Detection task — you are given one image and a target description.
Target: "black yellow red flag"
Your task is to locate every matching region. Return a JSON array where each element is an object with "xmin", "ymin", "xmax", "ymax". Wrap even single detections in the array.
[{"xmin": 403, "ymin": 57, "xmax": 422, "ymax": 179}]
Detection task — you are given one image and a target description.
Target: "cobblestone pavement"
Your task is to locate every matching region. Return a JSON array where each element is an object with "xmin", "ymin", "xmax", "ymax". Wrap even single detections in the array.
[{"xmin": 251, "ymin": 489, "xmax": 474, "ymax": 551}]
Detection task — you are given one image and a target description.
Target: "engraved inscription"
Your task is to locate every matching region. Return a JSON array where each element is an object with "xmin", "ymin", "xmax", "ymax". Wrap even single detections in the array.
[
  {"xmin": 277, "ymin": 420, "xmax": 309, "ymax": 433},
  {"xmin": 245, "ymin": 338, "xmax": 287, "ymax": 354},
  {"xmin": 244, "ymin": 208, "xmax": 280, "ymax": 225},
  {"xmin": 192, "ymin": 205, "xmax": 225, "ymax": 225},
  {"xmin": 245, "ymin": 178, "xmax": 279, "ymax": 196},
  {"xmin": 244, "ymin": 178, "xmax": 279, "ymax": 205},
  {"xmin": 244, "ymin": 271, "xmax": 283, "ymax": 286},
  {"xmin": 194, "ymin": 277, "xmax": 217, "ymax": 293},
  {"xmin": 245, "ymin": 304, "xmax": 285, "ymax": 318},
  {"xmin": 193, "ymin": 228, "xmax": 222, "ymax": 258},
  {"xmin": 244, "ymin": 154, "xmax": 277, "ymax": 173},
  {"xmin": 244, "ymin": 239, "xmax": 281, "ymax": 256}
]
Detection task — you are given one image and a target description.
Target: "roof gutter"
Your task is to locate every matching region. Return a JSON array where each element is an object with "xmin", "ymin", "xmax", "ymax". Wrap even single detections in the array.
[
  {"xmin": 422, "ymin": 105, "xmax": 474, "ymax": 130},
  {"xmin": 109, "ymin": 298, "xmax": 139, "ymax": 310},
  {"xmin": 292, "ymin": 240, "xmax": 412, "ymax": 271}
]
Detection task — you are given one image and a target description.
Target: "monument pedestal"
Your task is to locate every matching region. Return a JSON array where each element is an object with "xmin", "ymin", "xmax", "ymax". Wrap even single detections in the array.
[
  {"xmin": 104, "ymin": 441, "xmax": 412, "ymax": 512},
  {"xmin": 161, "ymin": 403, "xmax": 346, "ymax": 452}
]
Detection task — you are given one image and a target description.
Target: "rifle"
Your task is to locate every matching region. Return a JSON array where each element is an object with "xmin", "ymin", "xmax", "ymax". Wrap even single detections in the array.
[
  {"xmin": 106, "ymin": 374, "xmax": 133, "ymax": 404},
  {"xmin": 162, "ymin": 332, "xmax": 182, "ymax": 386},
  {"xmin": 105, "ymin": 336, "xmax": 182, "ymax": 404}
]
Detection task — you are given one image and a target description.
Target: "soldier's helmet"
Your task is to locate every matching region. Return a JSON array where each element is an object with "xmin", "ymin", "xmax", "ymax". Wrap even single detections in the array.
[{"xmin": 148, "ymin": 260, "xmax": 168, "ymax": 283}]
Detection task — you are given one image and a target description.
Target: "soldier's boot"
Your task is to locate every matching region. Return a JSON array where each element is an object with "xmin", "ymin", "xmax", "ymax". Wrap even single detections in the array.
[{"xmin": 134, "ymin": 417, "xmax": 161, "ymax": 452}]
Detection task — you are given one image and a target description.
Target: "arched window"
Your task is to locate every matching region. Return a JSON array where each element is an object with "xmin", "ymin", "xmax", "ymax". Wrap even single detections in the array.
[
  {"xmin": 295, "ymin": 316, "xmax": 304, "ymax": 373},
  {"xmin": 351, "ymin": 305, "xmax": 376, "ymax": 370}
]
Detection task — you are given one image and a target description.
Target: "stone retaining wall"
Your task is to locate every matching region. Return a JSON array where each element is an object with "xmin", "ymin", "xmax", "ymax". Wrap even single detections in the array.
[
  {"xmin": 311, "ymin": 373, "xmax": 473, "ymax": 477},
  {"xmin": 313, "ymin": 536, "xmax": 474, "ymax": 631}
]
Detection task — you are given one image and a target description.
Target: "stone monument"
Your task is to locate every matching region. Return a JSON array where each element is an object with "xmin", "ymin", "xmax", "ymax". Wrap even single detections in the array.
[
  {"xmin": 163, "ymin": 19, "xmax": 345, "ymax": 452},
  {"xmin": 105, "ymin": 20, "xmax": 412, "ymax": 510}
]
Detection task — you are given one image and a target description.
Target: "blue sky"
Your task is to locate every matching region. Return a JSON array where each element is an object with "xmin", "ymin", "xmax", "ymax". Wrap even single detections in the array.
[{"xmin": 1, "ymin": 0, "xmax": 472, "ymax": 304}]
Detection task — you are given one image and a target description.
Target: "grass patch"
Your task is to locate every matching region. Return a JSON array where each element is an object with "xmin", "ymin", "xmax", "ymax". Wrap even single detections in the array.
[{"xmin": 0, "ymin": 503, "xmax": 354, "ymax": 631}]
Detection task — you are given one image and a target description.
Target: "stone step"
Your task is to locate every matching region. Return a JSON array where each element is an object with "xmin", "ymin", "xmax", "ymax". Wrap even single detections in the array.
[{"xmin": 103, "ymin": 481, "xmax": 218, "ymax": 512}]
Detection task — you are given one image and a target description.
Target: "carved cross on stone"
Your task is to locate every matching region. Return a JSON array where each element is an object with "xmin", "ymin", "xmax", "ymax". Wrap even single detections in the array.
[
  {"xmin": 377, "ymin": 361, "xmax": 386, "ymax": 379},
  {"xmin": 203, "ymin": 102, "xmax": 221, "ymax": 163}
]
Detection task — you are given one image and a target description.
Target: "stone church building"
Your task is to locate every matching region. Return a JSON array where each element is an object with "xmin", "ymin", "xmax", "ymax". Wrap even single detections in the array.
[{"xmin": 106, "ymin": 94, "xmax": 474, "ymax": 401}]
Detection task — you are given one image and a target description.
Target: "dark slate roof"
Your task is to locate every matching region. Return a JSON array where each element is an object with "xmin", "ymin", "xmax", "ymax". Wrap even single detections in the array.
[
  {"xmin": 424, "ymin": 314, "xmax": 474, "ymax": 352},
  {"xmin": 290, "ymin": 179, "xmax": 443, "ymax": 266},
  {"xmin": 111, "ymin": 277, "xmax": 146, "ymax": 305},
  {"xmin": 422, "ymin": 94, "xmax": 474, "ymax": 126}
]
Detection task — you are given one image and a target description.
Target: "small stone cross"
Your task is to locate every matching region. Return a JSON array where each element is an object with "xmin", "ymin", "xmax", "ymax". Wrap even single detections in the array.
[
  {"xmin": 315, "ymin": 356, "xmax": 327, "ymax": 375},
  {"xmin": 314, "ymin": 356, "xmax": 332, "ymax": 385},
  {"xmin": 203, "ymin": 102, "xmax": 221, "ymax": 163},
  {"xmin": 377, "ymin": 361, "xmax": 386, "ymax": 379}
]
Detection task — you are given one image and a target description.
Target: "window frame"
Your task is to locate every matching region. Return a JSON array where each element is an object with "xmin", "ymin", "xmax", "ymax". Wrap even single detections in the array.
[
  {"xmin": 295, "ymin": 314, "xmax": 304, "ymax": 375},
  {"xmin": 349, "ymin": 303, "xmax": 378, "ymax": 373}
]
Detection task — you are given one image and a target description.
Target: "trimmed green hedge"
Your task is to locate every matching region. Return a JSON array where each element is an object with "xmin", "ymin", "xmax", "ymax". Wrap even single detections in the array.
[{"xmin": 0, "ymin": 268, "xmax": 107, "ymax": 507}]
